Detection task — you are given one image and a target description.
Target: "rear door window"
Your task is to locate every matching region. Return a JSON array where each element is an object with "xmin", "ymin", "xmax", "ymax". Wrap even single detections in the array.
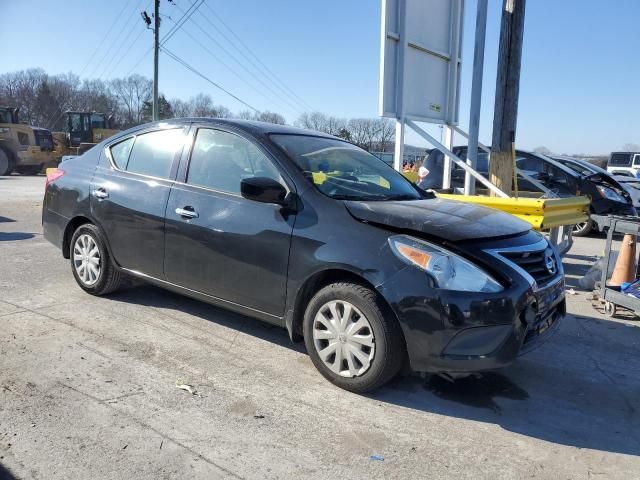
[
  {"xmin": 125, "ymin": 129, "xmax": 185, "ymax": 179},
  {"xmin": 633, "ymin": 154, "xmax": 640, "ymax": 166},
  {"xmin": 186, "ymin": 128, "xmax": 281, "ymax": 194}
]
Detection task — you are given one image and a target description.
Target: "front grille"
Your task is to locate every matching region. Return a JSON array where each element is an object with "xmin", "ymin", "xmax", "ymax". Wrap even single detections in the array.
[{"xmin": 501, "ymin": 248, "xmax": 558, "ymax": 286}]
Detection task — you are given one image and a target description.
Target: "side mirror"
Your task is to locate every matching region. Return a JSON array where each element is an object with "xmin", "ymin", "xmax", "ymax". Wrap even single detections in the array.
[{"xmin": 241, "ymin": 177, "xmax": 289, "ymax": 205}]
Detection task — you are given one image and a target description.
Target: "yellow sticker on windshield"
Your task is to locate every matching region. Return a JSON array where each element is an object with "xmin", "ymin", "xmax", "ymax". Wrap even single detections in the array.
[{"xmin": 311, "ymin": 172, "xmax": 327, "ymax": 184}]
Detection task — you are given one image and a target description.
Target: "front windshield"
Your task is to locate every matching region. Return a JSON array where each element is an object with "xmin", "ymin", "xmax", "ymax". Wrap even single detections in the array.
[{"xmin": 271, "ymin": 134, "xmax": 423, "ymax": 201}]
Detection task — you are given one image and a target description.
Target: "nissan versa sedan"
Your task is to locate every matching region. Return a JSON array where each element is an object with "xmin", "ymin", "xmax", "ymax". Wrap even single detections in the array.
[{"xmin": 42, "ymin": 119, "xmax": 565, "ymax": 392}]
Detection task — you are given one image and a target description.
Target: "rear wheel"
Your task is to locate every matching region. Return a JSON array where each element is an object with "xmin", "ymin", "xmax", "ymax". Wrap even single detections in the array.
[
  {"xmin": 573, "ymin": 219, "xmax": 594, "ymax": 237},
  {"xmin": 70, "ymin": 224, "xmax": 123, "ymax": 295},
  {"xmin": 0, "ymin": 148, "xmax": 14, "ymax": 176},
  {"xmin": 303, "ymin": 282, "xmax": 405, "ymax": 393}
]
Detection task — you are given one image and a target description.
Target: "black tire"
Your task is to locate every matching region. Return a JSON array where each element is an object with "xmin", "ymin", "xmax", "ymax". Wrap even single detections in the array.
[
  {"xmin": 0, "ymin": 148, "xmax": 14, "ymax": 176},
  {"xmin": 573, "ymin": 219, "xmax": 594, "ymax": 237},
  {"xmin": 69, "ymin": 223, "xmax": 123, "ymax": 295},
  {"xmin": 15, "ymin": 164, "xmax": 43, "ymax": 175},
  {"xmin": 303, "ymin": 282, "xmax": 405, "ymax": 393}
]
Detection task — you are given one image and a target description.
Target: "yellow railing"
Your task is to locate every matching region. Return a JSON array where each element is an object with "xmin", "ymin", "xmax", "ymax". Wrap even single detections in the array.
[{"xmin": 436, "ymin": 194, "xmax": 590, "ymax": 230}]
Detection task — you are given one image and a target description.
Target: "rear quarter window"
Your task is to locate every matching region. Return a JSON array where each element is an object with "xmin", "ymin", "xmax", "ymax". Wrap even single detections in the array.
[{"xmin": 109, "ymin": 137, "xmax": 134, "ymax": 169}]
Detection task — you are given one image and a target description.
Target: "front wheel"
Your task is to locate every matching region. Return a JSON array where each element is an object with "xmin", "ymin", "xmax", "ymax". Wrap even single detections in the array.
[
  {"xmin": 70, "ymin": 224, "xmax": 123, "ymax": 295},
  {"xmin": 0, "ymin": 148, "xmax": 14, "ymax": 176},
  {"xmin": 573, "ymin": 219, "xmax": 594, "ymax": 237},
  {"xmin": 303, "ymin": 282, "xmax": 405, "ymax": 393}
]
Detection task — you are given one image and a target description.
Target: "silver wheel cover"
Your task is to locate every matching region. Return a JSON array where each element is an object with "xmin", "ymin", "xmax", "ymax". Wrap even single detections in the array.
[
  {"xmin": 73, "ymin": 234, "xmax": 101, "ymax": 286},
  {"xmin": 573, "ymin": 222, "xmax": 588, "ymax": 233},
  {"xmin": 312, "ymin": 300, "xmax": 375, "ymax": 378}
]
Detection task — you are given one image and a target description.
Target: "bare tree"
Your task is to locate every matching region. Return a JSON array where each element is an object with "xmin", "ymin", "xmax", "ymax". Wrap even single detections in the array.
[
  {"xmin": 109, "ymin": 74, "xmax": 152, "ymax": 127},
  {"xmin": 170, "ymin": 98, "xmax": 191, "ymax": 118},
  {"xmin": 255, "ymin": 111, "xmax": 286, "ymax": 125},
  {"xmin": 375, "ymin": 118, "xmax": 394, "ymax": 152},
  {"xmin": 347, "ymin": 118, "xmax": 369, "ymax": 149},
  {"xmin": 623, "ymin": 143, "xmax": 640, "ymax": 151},
  {"xmin": 236, "ymin": 110, "xmax": 255, "ymax": 120},
  {"xmin": 533, "ymin": 146, "xmax": 553, "ymax": 155}
]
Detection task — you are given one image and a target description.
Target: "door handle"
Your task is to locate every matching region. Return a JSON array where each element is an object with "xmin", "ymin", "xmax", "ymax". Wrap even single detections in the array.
[
  {"xmin": 175, "ymin": 206, "xmax": 198, "ymax": 219},
  {"xmin": 92, "ymin": 188, "xmax": 108, "ymax": 199}
]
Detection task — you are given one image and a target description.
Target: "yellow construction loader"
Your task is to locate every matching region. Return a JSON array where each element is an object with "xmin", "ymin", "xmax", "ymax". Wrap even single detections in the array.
[
  {"xmin": 0, "ymin": 107, "xmax": 57, "ymax": 175},
  {"xmin": 53, "ymin": 111, "xmax": 119, "ymax": 158}
]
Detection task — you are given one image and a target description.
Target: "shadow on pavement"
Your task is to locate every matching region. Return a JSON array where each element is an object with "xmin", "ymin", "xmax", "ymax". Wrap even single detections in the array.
[
  {"xmin": 373, "ymin": 312, "xmax": 640, "ymax": 456},
  {"xmin": 0, "ymin": 216, "xmax": 15, "ymax": 223},
  {"xmin": 0, "ymin": 463, "xmax": 17, "ymax": 480},
  {"xmin": 108, "ymin": 284, "xmax": 305, "ymax": 354},
  {"xmin": 0, "ymin": 232, "xmax": 35, "ymax": 241},
  {"xmin": 107, "ymin": 283, "xmax": 640, "ymax": 456},
  {"xmin": 562, "ymin": 261, "xmax": 591, "ymax": 289}
]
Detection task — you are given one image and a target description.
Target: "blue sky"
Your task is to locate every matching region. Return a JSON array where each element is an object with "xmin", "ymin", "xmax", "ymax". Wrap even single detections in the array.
[{"xmin": 1, "ymin": 0, "xmax": 639, "ymax": 154}]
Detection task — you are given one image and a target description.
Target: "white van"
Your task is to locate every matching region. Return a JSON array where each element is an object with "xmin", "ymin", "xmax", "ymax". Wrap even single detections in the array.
[{"xmin": 606, "ymin": 152, "xmax": 640, "ymax": 177}]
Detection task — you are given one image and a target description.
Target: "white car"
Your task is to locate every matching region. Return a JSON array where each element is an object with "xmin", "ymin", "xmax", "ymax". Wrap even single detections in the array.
[{"xmin": 606, "ymin": 152, "xmax": 640, "ymax": 177}]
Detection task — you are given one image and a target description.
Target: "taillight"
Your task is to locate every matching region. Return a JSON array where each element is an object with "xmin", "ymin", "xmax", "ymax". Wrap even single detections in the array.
[{"xmin": 45, "ymin": 167, "xmax": 65, "ymax": 189}]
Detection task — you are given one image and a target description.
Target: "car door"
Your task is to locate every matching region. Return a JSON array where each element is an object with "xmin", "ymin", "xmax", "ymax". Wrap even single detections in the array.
[
  {"xmin": 91, "ymin": 126, "xmax": 187, "ymax": 278},
  {"xmin": 164, "ymin": 126, "xmax": 295, "ymax": 317}
]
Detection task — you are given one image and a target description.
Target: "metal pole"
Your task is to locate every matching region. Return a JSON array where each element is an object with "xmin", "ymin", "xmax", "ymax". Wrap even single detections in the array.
[
  {"xmin": 152, "ymin": 0, "xmax": 160, "ymax": 121},
  {"xmin": 394, "ymin": 120, "xmax": 405, "ymax": 172},
  {"xmin": 442, "ymin": 124, "xmax": 453, "ymax": 189},
  {"xmin": 464, "ymin": 0, "xmax": 488, "ymax": 195}
]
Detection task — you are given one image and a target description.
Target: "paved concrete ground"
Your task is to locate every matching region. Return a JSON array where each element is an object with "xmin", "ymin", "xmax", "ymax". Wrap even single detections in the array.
[{"xmin": 1, "ymin": 175, "xmax": 639, "ymax": 479}]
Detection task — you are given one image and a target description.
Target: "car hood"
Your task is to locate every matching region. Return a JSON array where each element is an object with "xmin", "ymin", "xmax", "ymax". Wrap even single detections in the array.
[{"xmin": 344, "ymin": 198, "xmax": 531, "ymax": 242}]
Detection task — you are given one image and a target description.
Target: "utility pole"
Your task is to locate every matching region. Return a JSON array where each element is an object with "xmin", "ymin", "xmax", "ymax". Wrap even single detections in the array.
[
  {"xmin": 489, "ymin": 0, "xmax": 526, "ymax": 195},
  {"xmin": 152, "ymin": 0, "xmax": 160, "ymax": 121}
]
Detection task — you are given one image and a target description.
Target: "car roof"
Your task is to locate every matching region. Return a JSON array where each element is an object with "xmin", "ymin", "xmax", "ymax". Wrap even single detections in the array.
[{"xmin": 131, "ymin": 118, "xmax": 339, "ymax": 139}]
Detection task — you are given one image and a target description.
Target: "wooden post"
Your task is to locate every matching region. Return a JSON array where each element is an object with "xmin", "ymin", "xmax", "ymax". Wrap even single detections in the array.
[{"xmin": 489, "ymin": 0, "xmax": 526, "ymax": 195}]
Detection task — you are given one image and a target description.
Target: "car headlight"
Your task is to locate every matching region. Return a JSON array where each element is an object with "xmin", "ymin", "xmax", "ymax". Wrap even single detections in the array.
[
  {"xmin": 596, "ymin": 185, "xmax": 626, "ymax": 203},
  {"xmin": 388, "ymin": 235, "xmax": 503, "ymax": 292}
]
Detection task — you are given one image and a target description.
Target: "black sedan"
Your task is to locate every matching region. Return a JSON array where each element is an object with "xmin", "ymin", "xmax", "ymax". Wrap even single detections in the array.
[{"xmin": 43, "ymin": 119, "xmax": 565, "ymax": 392}]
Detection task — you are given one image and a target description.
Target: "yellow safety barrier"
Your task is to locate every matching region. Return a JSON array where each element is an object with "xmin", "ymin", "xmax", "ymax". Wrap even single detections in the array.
[{"xmin": 436, "ymin": 194, "xmax": 590, "ymax": 230}]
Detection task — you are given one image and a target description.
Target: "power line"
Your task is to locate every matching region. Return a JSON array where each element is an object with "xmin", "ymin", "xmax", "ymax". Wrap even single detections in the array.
[
  {"xmin": 104, "ymin": 26, "xmax": 148, "ymax": 78},
  {"xmin": 86, "ymin": 0, "xmax": 148, "ymax": 80},
  {"xmin": 126, "ymin": 47, "xmax": 153, "ymax": 76},
  {"xmin": 196, "ymin": 5, "xmax": 311, "ymax": 114},
  {"xmin": 173, "ymin": 2, "xmax": 303, "ymax": 117},
  {"xmin": 160, "ymin": 0, "xmax": 204, "ymax": 46},
  {"xmin": 202, "ymin": 1, "xmax": 314, "ymax": 112},
  {"xmin": 77, "ymin": 0, "xmax": 131, "ymax": 79},
  {"xmin": 162, "ymin": 14, "xmax": 293, "ymax": 116},
  {"xmin": 122, "ymin": 0, "xmax": 203, "ymax": 79},
  {"xmin": 162, "ymin": 46, "xmax": 259, "ymax": 113},
  {"xmin": 98, "ymin": 0, "xmax": 153, "ymax": 80}
]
